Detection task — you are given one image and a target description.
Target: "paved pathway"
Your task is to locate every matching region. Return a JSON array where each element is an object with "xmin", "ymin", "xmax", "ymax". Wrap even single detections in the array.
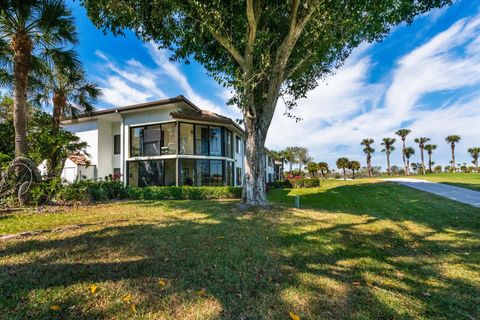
[{"xmin": 383, "ymin": 178, "xmax": 480, "ymax": 208}]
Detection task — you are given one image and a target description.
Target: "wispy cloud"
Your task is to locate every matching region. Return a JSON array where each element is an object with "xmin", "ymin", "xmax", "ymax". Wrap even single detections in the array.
[{"xmin": 267, "ymin": 11, "xmax": 480, "ymax": 168}]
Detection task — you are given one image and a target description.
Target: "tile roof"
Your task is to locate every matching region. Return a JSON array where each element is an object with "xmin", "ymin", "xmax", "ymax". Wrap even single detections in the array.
[
  {"xmin": 68, "ymin": 153, "xmax": 90, "ymax": 166},
  {"xmin": 170, "ymin": 110, "xmax": 245, "ymax": 133}
]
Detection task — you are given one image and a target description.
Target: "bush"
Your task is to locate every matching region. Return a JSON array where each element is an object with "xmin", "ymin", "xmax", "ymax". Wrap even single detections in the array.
[
  {"xmin": 290, "ymin": 178, "xmax": 320, "ymax": 188},
  {"xmin": 127, "ymin": 186, "xmax": 242, "ymax": 200},
  {"xmin": 266, "ymin": 180, "xmax": 287, "ymax": 189},
  {"xmin": 30, "ymin": 179, "xmax": 62, "ymax": 205},
  {"xmin": 56, "ymin": 180, "xmax": 129, "ymax": 202}
]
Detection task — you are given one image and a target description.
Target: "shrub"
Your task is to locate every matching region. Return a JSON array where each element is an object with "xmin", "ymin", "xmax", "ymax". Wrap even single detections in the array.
[
  {"xmin": 127, "ymin": 186, "xmax": 242, "ymax": 200},
  {"xmin": 30, "ymin": 178, "xmax": 62, "ymax": 205},
  {"xmin": 56, "ymin": 180, "xmax": 129, "ymax": 202},
  {"xmin": 266, "ymin": 180, "xmax": 287, "ymax": 189},
  {"xmin": 290, "ymin": 178, "xmax": 320, "ymax": 188}
]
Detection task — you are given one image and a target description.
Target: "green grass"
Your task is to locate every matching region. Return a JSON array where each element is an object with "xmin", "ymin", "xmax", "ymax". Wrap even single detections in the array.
[
  {"xmin": 1, "ymin": 180, "xmax": 479, "ymax": 319},
  {"xmin": 387, "ymin": 172, "xmax": 480, "ymax": 191}
]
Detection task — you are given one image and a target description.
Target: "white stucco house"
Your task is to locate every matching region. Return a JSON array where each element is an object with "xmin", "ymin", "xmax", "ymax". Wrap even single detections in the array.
[{"xmin": 60, "ymin": 95, "xmax": 277, "ymax": 187}]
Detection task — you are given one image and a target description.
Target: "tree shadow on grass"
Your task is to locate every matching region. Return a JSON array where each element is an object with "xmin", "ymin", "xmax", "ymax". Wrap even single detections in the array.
[{"xmin": 1, "ymin": 187, "xmax": 479, "ymax": 319}]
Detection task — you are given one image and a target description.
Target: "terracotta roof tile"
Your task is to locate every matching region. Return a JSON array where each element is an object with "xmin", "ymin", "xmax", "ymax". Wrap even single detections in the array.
[{"xmin": 68, "ymin": 153, "xmax": 90, "ymax": 166}]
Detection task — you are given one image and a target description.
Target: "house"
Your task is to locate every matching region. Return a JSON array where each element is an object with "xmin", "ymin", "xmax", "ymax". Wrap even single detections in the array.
[{"xmin": 60, "ymin": 95, "xmax": 276, "ymax": 187}]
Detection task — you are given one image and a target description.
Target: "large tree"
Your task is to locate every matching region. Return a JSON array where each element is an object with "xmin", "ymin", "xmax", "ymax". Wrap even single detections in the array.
[
  {"xmin": 317, "ymin": 161, "xmax": 329, "ymax": 180},
  {"xmin": 424, "ymin": 144, "xmax": 437, "ymax": 173},
  {"xmin": 445, "ymin": 135, "xmax": 461, "ymax": 172},
  {"xmin": 414, "ymin": 137, "xmax": 430, "ymax": 175},
  {"xmin": 81, "ymin": 0, "xmax": 451, "ymax": 205},
  {"xmin": 395, "ymin": 129, "xmax": 411, "ymax": 176},
  {"xmin": 0, "ymin": 0, "xmax": 78, "ymax": 157},
  {"xmin": 360, "ymin": 138, "xmax": 374, "ymax": 177},
  {"xmin": 381, "ymin": 137, "xmax": 396, "ymax": 176}
]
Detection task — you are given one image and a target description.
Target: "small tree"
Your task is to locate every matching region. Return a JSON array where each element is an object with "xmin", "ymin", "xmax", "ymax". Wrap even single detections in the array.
[
  {"xmin": 349, "ymin": 160, "xmax": 361, "ymax": 179},
  {"xmin": 414, "ymin": 137, "xmax": 430, "ymax": 175},
  {"xmin": 360, "ymin": 138, "xmax": 374, "ymax": 177},
  {"xmin": 396, "ymin": 129, "xmax": 411, "ymax": 176},
  {"xmin": 467, "ymin": 147, "xmax": 480, "ymax": 173},
  {"xmin": 80, "ymin": 0, "xmax": 452, "ymax": 206},
  {"xmin": 445, "ymin": 135, "xmax": 461, "ymax": 172},
  {"xmin": 306, "ymin": 161, "xmax": 317, "ymax": 177},
  {"xmin": 336, "ymin": 157, "xmax": 350, "ymax": 181},
  {"xmin": 381, "ymin": 138, "xmax": 396, "ymax": 176},
  {"xmin": 424, "ymin": 144, "xmax": 437, "ymax": 173},
  {"xmin": 404, "ymin": 147, "xmax": 415, "ymax": 175},
  {"xmin": 317, "ymin": 162, "xmax": 329, "ymax": 180}
]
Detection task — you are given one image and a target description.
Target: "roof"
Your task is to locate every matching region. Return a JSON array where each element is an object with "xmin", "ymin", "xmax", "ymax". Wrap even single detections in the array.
[
  {"xmin": 170, "ymin": 109, "xmax": 245, "ymax": 134},
  {"xmin": 65, "ymin": 95, "xmax": 200, "ymax": 120},
  {"xmin": 68, "ymin": 153, "xmax": 90, "ymax": 166}
]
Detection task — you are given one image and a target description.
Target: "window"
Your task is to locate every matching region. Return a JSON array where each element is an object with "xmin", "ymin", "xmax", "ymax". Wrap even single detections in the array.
[
  {"xmin": 127, "ymin": 159, "xmax": 176, "ymax": 187},
  {"xmin": 113, "ymin": 135, "xmax": 121, "ymax": 155},
  {"xmin": 180, "ymin": 159, "xmax": 196, "ymax": 186},
  {"xmin": 226, "ymin": 161, "xmax": 234, "ymax": 186},
  {"xmin": 236, "ymin": 167, "xmax": 242, "ymax": 186},
  {"xmin": 113, "ymin": 168, "xmax": 121, "ymax": 175},
  {"xmin": 197, "ymin": 159, "xmax": 210, "ymax": 186},
  {"xmin": 225, "ymin": 130, "xmax": 232, "ymax": 158},
  {"xmin": 179, "ymin": 123, "xmax": 194, "ymax": 155},
  {"xmin": 129, "ymin": 123, "xmax": 177, "ymax": 157},
  {"xmin": 236, "ymin": 136, "xmax": 241, "ymax": 154},
  {"xmin": 209, "ymin": 127, "xmax": 222, "ymax": 156},
  {"xmin": 195, "ymin": 125, "xmax": 210, "ymax": 155},
  {"xmin": 162, "ymin": 122, "xmax": 177, "ymax": 155},
  {"xmin": 210, "ymin": 160, "xmax": 223, "ymax": 186}
]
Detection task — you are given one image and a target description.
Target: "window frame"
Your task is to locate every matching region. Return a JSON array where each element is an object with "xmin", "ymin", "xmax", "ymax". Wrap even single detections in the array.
[{"xmin": 113, "ymin": 134, "xmax": 121, "ymax": 155}]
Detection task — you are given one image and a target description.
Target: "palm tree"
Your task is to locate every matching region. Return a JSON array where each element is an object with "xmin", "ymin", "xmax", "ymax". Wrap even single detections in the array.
[
  {"xmin": 360, "ymin": 138, "xmax": 374, "ymax": 177},
  {"xmin": 468, "ymin": 147, "xmax": 480, "ymax": 173},
  {"xmin": 381, "ymin": 138, "xmax": 396, "ymax": 176},
  {"xmin": 424, "ymin": 144, "xmax": 437, "ymax": 173},
  {"xmin": 35, "ymin": 64, "xmax": 100, "ymax": 133},
  {"xmin": 317, "ymin": 162, "xmax": 329, "ymax": 179},
  {"xmin": 349, "ymin": 160, "xmax": 361, "ymax": 179},
  {"xmin": 414, "ymin": 137, "xmax": 430, "ymax": 175},
  {"xmin": 404, "ymin": 147, "xmax": 415, "ymax": 175},
  {"xmin": 445, "ymin": 135, "xmax": 461, "ymax": 172},
  {"xmin": 336, "ymin": 157, "xmax": 350, "ymax": 181},
  {"xmin": 0, "ymin": 0, "xmax": 78, "ymax": 157},
  {"xmin": 34, "ymin": 64, "xmax": 100, "ymax": 178},
  {"xmin": 283, "ymin": 147, "xmax": 296, "ymax": 171},
  {"xmin": 395, "ymin": 129, "xmax": 411, "ymax": 176}
]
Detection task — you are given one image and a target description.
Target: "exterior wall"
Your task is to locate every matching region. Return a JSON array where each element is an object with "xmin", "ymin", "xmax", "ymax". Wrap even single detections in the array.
[
  {"xmin": 112, "ymin": 123, "xmax": 121, "ymax": 172},
  {"xmin": 234, "ymin": 133, "xmax": 245, "ymax": 186},
  {"xmin": 63, "ymin": 120, "xmax": 98, "ymax": 170},
  {"xmin": 265, "ymin": 154, "xmax": 275, "ymax": 183},
  {"xmin": 61, "ymin": 158, "xmax": 95, "ymax": 183},
  {"xmin": 97, "ymin": 120, "xmax": 113, "ymax": 179}
]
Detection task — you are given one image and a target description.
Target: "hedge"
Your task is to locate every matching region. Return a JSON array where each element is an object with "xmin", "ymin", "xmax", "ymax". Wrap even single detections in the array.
[
  {"xmin": 291, "ymin": 178, "xmax": 320, "ymax": 188},
  {"xmin": 127, "ymin": 186, "xmax": 242, "ymax": 200}
]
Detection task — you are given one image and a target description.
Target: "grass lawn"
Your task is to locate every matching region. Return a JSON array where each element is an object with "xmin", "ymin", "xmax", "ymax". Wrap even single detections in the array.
[
  {"xmin": 1, "ymin": 180, "xmax": 479, "ymax": 319},
  {"xmin": 387, "ymin": 172, "xmax": 480, "ymax": 192}
]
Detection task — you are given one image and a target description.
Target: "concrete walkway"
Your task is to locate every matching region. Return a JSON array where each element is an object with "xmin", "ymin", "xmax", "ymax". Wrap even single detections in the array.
[{"xmin": 383, "ymin": 178, "xmax": 480, "ymax": 208}]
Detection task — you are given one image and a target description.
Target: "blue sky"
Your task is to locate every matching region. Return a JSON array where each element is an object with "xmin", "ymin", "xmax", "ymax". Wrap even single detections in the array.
[{"xmin": 70, "ymin": 0, "xmax": 480, "ymax": 169}]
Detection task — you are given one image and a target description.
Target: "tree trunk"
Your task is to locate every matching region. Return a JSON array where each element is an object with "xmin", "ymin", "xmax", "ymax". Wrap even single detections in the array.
[
  {"xmin": 420, "ymin": 147, "xmax": 425, "ymax": 175},
  {"xmin": 428, "ymin": 153, "xmax": 432, "ymax": 173},
  {"xmin": 12, "ymin": 33, "xmax": 32, "ymax": 157},
  {"xmin": 352, "ymin": 169, "xmax": 355, "ymax": 179},
  {"xmin": 46, "ymin": 95, "xmax": 65, "ymax": 179},
  {"xmin": 343, "ymin": 168, "xmax": 346, "ymax": 180},
  {"xmin": 242, "ymin": 112, "xmax": 270, "ymax": 207},
  {"xmin": 367, "ymin": 154, "xmax": 372, "ymax": 177},
  {"xmin": 402, "ymin": 139, "xmax": 408, "ymax": 176},
  {"xmin": 386, "ymin": 151, "xmax": 391, "ymax": 176},
  {"xmin": 451, "ymin": 145, "xmax": 456, "ymax": 172}
]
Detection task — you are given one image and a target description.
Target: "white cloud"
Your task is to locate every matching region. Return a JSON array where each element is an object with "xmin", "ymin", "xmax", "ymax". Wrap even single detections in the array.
[{"xmin": 266, "ymin": 11, "xmax": 480, "ymax": 169}]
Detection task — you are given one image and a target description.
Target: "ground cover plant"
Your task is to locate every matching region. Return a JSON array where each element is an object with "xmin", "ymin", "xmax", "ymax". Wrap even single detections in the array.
[{"xmin": 0, "ymin": 179, "xmax": 479, "ymax": 319}]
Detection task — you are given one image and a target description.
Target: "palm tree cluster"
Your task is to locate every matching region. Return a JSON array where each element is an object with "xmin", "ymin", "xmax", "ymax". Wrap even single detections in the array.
[
  {"xmin": 357, "ymin": 130, "xmax": 478, "ymax": 176},
  {"xmin": 0, "ymin": 0, "xmax": 100, "ymax": 179}
]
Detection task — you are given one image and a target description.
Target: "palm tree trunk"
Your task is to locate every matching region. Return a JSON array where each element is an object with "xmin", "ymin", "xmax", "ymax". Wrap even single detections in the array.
[
  {"xmin": 402, "ymin": 139, "xmax": 408, "ymax": 176},
  {"xmin": 420, "ymin": 147, "xmax": 425, "ymax": 175},
  {"xmin": 367, "ymin": 155, "xmax": 372, "ymax": 177},
  {"xmin": 451, "ymin": 145, "xmax": 456, "ymax": 172},
  {"xmin": 428, "ymin": 153, "xmax": 432, "ymax": 173},
  {"xmin": 343, "ymin": 168, "xmax": 346, "ymax": 180},
  {"xmin": 352, "ymin": 169, "xmax": 355, "ymax": 179},
  {"xmin": 12, "ymin": 33, "xmax": 33, "ymax": 157},
  {"xmin": 386, "ymin": 151, "xmax": 391, "ymax": 176}
]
